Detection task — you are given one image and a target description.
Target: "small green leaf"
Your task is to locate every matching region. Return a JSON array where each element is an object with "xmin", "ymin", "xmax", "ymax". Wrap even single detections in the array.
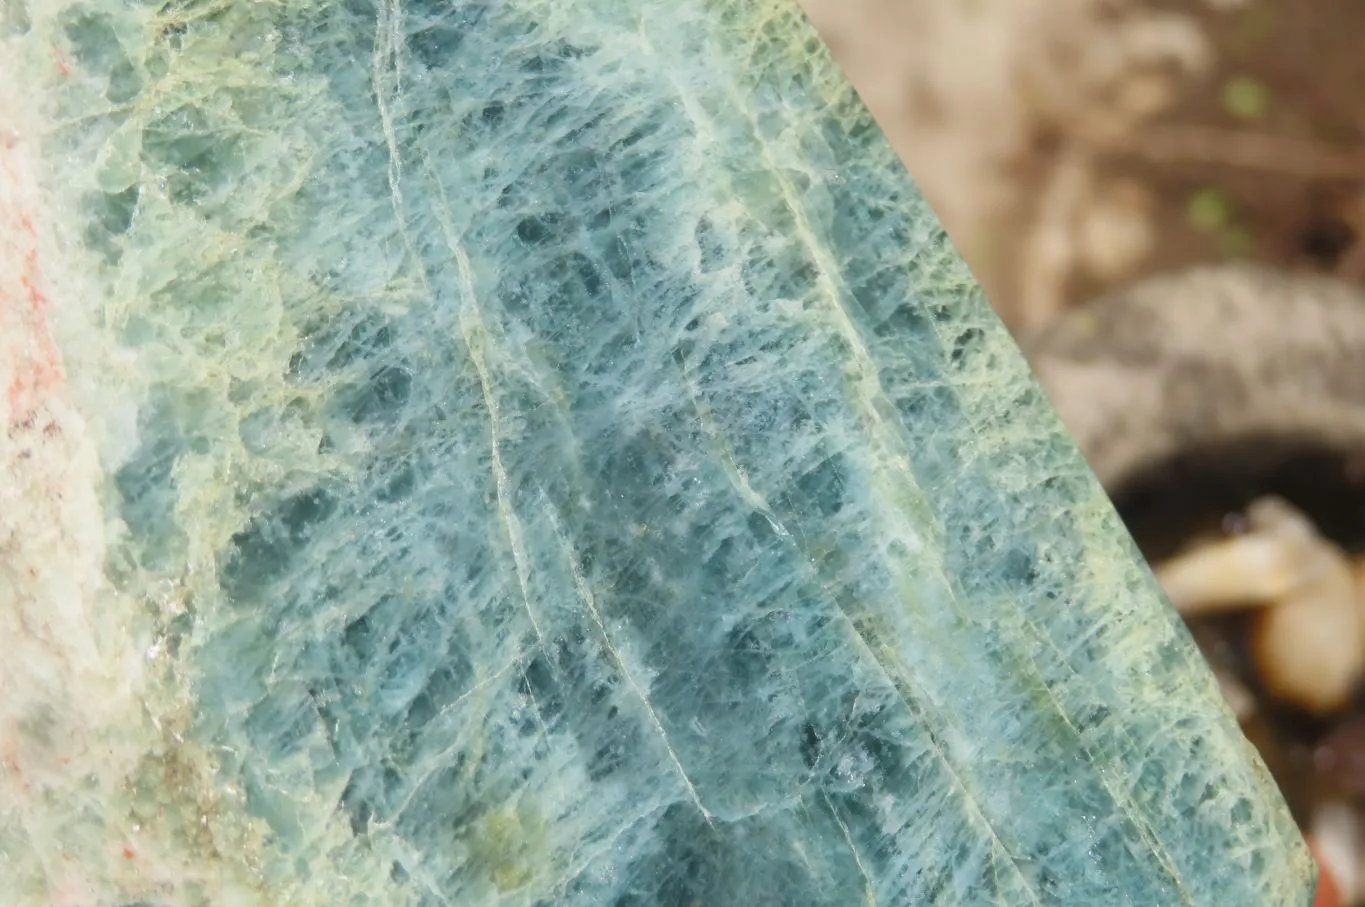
[
  {"xmin": 1188, "ymin": 188, "xmax": 1230, "ymax": 232},
  {"xmin": 1223, "ymin": 75, "xmax": 1270, "ymax": 120}
]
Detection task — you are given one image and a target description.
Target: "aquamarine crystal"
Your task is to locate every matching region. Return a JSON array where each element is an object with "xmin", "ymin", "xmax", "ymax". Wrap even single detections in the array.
[{"xmin": 0, "ymin": 0, "xmax": 1310, "ymax": 903}]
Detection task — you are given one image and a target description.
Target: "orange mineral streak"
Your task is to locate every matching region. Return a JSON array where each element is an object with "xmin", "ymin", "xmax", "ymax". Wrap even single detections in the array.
[
  {"xmin": 50, "ymin": 46, "xmax": 71, "ymax": 80},
  {"xmin": 0, "ymin": 100, "xmax": 145, "ymax": 899},
  {"xmin": 1, "ymin": 150, "xmax": 66, "ymax": 427}
]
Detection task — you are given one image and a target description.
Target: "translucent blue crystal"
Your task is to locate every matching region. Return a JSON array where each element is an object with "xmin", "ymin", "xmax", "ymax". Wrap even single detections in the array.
[{"xmin": 0, "ymin": 0, "xmax": 1311, "ymax": 904}]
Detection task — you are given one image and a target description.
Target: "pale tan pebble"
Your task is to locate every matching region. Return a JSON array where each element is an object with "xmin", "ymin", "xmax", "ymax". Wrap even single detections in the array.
[
  {"xmin": 1154, "ymin": 497, "xmax": 1331, "ymax": 615},
  {"xmin": 1152, "ymin": 497, "xmax": 1364, "ymax": 717},
  {"xmin": 1251, "ymin": 576, "xmax": 1364, "ymax": 718}
]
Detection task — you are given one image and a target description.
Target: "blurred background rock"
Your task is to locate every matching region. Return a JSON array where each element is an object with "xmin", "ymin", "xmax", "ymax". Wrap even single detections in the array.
[{"xmin": 801, "ymin": 0, "xmax": 1365, "ymax": 334}]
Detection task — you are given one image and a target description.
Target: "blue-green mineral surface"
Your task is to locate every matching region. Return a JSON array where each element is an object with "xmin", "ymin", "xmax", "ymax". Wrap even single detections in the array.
[{"xmin": 0, "ymin": 0, "xmax": 1312, "ymax": 904}]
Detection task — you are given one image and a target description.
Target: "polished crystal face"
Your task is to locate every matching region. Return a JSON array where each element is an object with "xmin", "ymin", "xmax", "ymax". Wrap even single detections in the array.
[{"xmin": 0, "ymin": 0, "xmax": 1310, "ymax": 904}]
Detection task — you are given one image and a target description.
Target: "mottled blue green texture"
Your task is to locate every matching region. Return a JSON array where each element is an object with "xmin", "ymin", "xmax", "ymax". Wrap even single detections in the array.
[{"xmin": 0, "ymin": 0, "xmax": 1311, "ymax": 904}]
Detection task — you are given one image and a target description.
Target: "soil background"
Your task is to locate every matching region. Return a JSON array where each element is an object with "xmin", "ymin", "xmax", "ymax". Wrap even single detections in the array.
[{"xmin": 799, "ymin": 0, "xmax": 1365, "ymax": 336}]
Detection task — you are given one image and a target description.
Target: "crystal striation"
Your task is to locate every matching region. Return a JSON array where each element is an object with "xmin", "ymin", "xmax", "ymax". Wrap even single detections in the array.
[{"xmin": 0, "ymin": 0, "xmax": 1310, "ymax": 904}]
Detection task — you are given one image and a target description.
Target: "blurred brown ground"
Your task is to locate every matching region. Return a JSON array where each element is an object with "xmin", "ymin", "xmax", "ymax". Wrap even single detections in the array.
[{"xmin": 799, "ymin": 0, "xmax": 1365, "ymax": 336}]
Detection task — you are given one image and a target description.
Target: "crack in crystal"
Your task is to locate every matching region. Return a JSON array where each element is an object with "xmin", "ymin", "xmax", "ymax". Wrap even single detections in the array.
[{"xmin": 546, "ymin": 503, "xmax": 715, "ymax": 826}]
